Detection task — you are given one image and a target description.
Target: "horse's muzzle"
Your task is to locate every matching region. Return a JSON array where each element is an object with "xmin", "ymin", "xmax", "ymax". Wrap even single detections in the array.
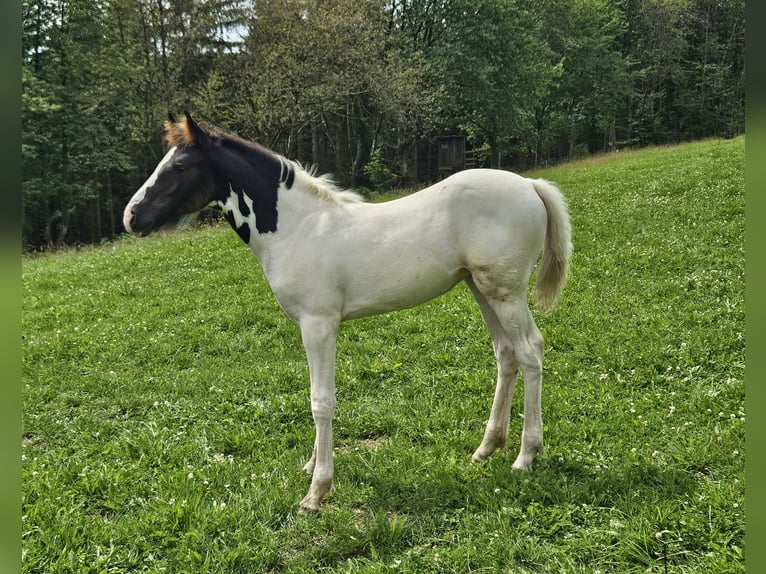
[{"xmin": 123, "ymin": 207, "xmax": 154, "ymax": 236}]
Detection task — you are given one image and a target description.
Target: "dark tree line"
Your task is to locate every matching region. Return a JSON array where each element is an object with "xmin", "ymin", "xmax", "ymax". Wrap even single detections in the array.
[{"xmin": 21, "ymin": 0, "xmax": 745, "ymax": 250}]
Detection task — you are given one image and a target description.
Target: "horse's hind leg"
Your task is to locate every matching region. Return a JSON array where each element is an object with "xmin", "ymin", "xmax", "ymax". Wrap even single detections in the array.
[
  {"xmin": 468, "ymin": 277, "xmax": 545, "ymax": 470},
  {"xmin": 467, "ymin": 278, "xmax": 520, "ymax": 462},
  {"xmin": 510, "ymin": 307, "xmax": 545, "ymax": 470}
]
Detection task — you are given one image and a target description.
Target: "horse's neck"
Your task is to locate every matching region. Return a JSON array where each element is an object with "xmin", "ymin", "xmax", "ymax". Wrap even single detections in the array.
[{"xmin": 214, "ymin": 156, "xmax": 330, "ymax": 258}]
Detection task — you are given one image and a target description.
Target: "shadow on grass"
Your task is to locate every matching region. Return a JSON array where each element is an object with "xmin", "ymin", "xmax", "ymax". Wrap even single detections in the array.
[
  {"xmin": 355, "ymin": 452, "xmax": 697, "ymax": 516},
  {"xmin": 281, "ymin": 451, "xmax": 705, "ymax": 571}
]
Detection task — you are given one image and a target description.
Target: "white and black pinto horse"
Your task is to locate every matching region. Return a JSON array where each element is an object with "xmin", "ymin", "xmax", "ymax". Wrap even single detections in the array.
[{"xmin": 123, "ymin": 112, "xmax": 572, "ymax": 511}]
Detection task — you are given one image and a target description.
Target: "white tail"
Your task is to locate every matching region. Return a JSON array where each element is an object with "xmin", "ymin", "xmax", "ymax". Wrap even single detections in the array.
[{"xmin": 531, "ymin": 179, "xmax": 572, "ymax": 311}]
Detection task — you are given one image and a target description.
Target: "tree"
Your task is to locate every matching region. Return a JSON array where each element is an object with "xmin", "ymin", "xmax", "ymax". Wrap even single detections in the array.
[
  {"xmin": 22, "ymin": 0, "xmax": 130, "ymax": 247},
  {"xmin": 531, "ymin": 0, "xmax": 630, "ymax": 161},
  {"xmin": 368, "ymin": 47, "xmax": 442, "ymax": 183},
  {"xmin": 674, "ymin": 0, "xmax": 745, "ymax": 138},
  {"xmin": 619, "ymin": 0, "xmax": 744, "ymax": 145},
  {"xmin": 620, "ymin": 0, "xmax": 691, "ymax": 144},
  {"xmin": 20, "ymin": 0, "xmax": 745, "ymax": 250},
  {"xmin": 237, "ymin": 0, "xmax": 408, "ymax": 184},
  {"xmin": 428, "ymin": 0, "xmax": 556, "ymax": 166}
]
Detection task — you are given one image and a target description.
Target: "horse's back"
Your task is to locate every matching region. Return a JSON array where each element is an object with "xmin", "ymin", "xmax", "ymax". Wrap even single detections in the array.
[
  {"xmin": 275, "ymin": 169, "xmax": 550, "ymax": 320},
  {"xmin": 371, "ymin": 168, "xmax": 549, "ymax": 294},
  {"xmin": 374, "ymin": 168, "xmax": 545, "ymax": 226},
  {"xmin": 360, "ymin": 167, "xmax": 548, "ymax": 259}
]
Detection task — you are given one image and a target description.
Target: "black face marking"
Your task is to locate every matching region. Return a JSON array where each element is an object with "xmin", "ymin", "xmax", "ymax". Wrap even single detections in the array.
[
  {"xmin": 129, "ymin": 115, "xmax": 297, "ymax": 242},
  {"xmin": 129, "ymin": 146, "xmax": 217, "ymax": 235}
]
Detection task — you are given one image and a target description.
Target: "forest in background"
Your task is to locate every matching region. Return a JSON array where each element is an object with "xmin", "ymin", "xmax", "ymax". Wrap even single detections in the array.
[{"xmin": 21, "ymin": 0, "xmax": 745, "ymax": 250}]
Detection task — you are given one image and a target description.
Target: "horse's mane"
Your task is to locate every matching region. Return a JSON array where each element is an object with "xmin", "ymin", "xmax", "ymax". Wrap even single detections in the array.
[
  {"xmin": 165, "ymin": 115, "xmax": 364, "ymax": 206},
  {"xmin": 292, "ymin": 165, "xmax": 364, "ymax": 205}
]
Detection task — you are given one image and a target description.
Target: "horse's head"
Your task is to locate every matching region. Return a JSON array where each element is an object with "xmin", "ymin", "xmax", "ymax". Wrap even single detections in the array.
[{"xmin": 123, "ymin": 112, "xmax": 219, "ymax": 236}]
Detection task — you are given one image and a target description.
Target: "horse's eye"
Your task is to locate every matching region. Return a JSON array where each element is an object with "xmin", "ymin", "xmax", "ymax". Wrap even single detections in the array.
[{"xmin": 172, "ymin": 164, "xmax": 186, "ymax": 173}]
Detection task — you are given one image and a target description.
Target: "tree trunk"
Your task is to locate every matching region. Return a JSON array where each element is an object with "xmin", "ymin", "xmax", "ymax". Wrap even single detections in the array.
[
  {"xmin": 94, "ymin": 176, "xmax": 102, "ymax": 242},
  {"xmin": 310, "ymin": 122, "xmax": 318, "ymax": 168},
  {"xmin": 106, "ymin": 172, "xmax": 115, "ymax": 238},
  {"xmin": 335, "ymin": 118, "xmax": 344, "ymax": 178}
]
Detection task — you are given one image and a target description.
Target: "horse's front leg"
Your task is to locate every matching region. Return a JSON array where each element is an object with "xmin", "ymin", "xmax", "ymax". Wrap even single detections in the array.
[{"xmin": 298, "ymin": 315, "xmax": 339, "ymax": 512}]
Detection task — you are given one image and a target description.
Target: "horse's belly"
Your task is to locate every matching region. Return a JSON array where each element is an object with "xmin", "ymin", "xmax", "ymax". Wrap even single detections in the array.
[{"xmin": 339, "ymin": 259, "xmax": 468, "ymax": 320}]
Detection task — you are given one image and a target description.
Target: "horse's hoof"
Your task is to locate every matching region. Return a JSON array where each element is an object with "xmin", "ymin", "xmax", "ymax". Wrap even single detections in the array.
[
  {"xmin": 472, "ymin": 439, "xmax": 503, "ymax": 463},
  {"xmin": 471, "ymin": 450, "xmax": 490, "ymax": 463},
  {"xmin": 511, "ymin": 456, "xmax": 534, "ymax": 471},
  {"xmin": 299, "ymin": 497, "xmax": 322, "ymax": 513}
]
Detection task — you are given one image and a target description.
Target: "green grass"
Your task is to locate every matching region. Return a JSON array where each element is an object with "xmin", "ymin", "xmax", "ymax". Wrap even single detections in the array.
[{"xmin": 22, "ymin": 137, "xmax": 744, "ymax": 572}]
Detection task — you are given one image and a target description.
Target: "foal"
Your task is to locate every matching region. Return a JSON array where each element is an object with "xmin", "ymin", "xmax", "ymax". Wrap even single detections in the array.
[{"xmin": 123, "ymin": 112, "xmax": 572, "ymax": 511}]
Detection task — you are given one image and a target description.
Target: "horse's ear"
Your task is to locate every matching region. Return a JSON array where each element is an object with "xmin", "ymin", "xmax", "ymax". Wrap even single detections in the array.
[
  {"xmin": 183, "ymin": 111, "xmax": 209, "ymax": 147},
  {"xmin": 163, "ymin": 113, "xmax": 178, "ymax": 146}
]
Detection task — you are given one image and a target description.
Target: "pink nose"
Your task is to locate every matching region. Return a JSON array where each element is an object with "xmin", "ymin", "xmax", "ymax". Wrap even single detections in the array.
[{"xmin": 123, "ymin": 206, "xmax": 135, "ymax": 233}]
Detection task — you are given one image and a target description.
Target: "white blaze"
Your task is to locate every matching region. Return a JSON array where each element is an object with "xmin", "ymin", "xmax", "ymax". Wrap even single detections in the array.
[{"xmin": 123, "ymin": 147, "xmax": 178, "ymax": 232}]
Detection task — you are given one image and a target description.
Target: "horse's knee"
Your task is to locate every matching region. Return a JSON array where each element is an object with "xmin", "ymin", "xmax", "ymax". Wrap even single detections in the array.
[
  {"xmin": 310, "ymin": 396, "xmax": 336, "ymax": 421},
  {"xmin": 494, "ymin": 342, "xmax": 518, "ymax": 374},
  {"xmin": 517, "ymin": 329, "xmax": 544, "ymax": 376}
]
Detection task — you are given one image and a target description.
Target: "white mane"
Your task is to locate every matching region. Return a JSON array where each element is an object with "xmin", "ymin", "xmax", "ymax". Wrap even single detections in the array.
[{"xmin": 291, "ymin": 162, "xmax": 365, "ymax": 205}]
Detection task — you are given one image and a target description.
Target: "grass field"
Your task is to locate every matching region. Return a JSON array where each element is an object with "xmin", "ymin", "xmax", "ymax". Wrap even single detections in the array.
[{"xmin": 22, "ymin": 137, "xmax": 744, "ymax": 573}]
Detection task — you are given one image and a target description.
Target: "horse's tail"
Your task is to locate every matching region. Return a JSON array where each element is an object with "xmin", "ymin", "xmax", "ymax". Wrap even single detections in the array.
[{"xmin": 531, "ymin": 179, "xmax": 572, "ymax": 312}]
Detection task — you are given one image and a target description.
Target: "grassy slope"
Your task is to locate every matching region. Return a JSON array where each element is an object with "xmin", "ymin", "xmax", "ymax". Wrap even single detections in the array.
[{"xmin": 22, "ymin": 137, "xmax": 744, "ymax": 573}]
